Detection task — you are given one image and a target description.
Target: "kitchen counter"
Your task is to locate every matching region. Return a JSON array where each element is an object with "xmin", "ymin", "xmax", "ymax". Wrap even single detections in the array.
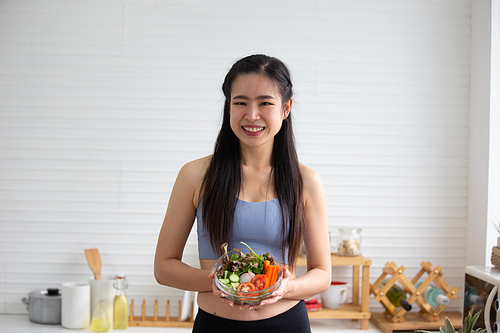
[{"xmin": 1, "ymin": 314, "xmax": 385, "ymax": 333}]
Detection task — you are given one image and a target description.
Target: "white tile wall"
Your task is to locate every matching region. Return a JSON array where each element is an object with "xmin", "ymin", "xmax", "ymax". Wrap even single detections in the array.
[{"xmin": 0, "ymin": 0, "xmax": 471, "ymax": 315}]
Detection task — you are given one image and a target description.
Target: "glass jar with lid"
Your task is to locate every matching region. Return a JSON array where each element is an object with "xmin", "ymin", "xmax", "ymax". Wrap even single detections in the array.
[{"xmin": 337, "ymin": 228, "xmax": 362, "ymax": 256}]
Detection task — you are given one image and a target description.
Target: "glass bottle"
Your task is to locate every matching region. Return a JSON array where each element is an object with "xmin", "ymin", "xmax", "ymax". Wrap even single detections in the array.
[
  {"xmin": 464, "ymin": 285, "xmax": 483, "ymax": 308},
  {"xmin": 113, "ymin": 274, "xmax": 128, "ymax": 330},
  {"xmin": 337, "ymin": 228, "xmax": 362, "ymax": 256},
  {"xmin": 415, "ymin": 281, "xmax": 449, "ymax": 306},
  {"xmin": 382, "ymin": 279, "xmax": 412, "ymax": 311},
  {"xmin": 90, "ymin": 299, "xmax": 110, "ymax": 332}
]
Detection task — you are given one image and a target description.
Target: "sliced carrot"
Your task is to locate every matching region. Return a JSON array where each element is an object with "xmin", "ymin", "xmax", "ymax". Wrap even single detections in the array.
[
  {"xmin": 264, "ymin": 264, "xmax": 276, "ymax": 289},
  {"xmin": 264, "ymin": 271, "xmax": 271, "ymax": 288},
  {"xmin": 263, "ymin": 260, "xmax": 270, "ymax": 273},
  {"xmin": 266, "ymin": 265, "xmax": 279, "ymax": 288},
  {"xmin": 271, "ymin": 266, "xmax": 279, "ymax": 285},
  {"xmin": 267, "ymin": 268, "xmax": 273, "ymax": 288}
]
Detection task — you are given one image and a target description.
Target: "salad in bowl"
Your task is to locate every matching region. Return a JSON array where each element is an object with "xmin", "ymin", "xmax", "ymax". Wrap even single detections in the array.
[{"xmin": 214, "ymin": 242, "xmax": 283, "ymax": 306}]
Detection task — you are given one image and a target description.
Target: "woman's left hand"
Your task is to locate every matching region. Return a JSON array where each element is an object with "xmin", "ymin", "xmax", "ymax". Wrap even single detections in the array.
[{"xmin": 251, "ymin": 266, "xmax": 292, "ymax": 309}]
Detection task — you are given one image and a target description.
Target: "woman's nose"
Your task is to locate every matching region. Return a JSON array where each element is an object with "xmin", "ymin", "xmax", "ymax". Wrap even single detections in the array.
[{"xmin": 245, "ymin": 104, "xmax": 260, "ymax": 121}]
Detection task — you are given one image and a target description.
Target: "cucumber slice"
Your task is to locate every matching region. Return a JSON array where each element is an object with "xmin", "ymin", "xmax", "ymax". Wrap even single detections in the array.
[
  {"xmin": 231, "ymin": 282, "xmax": 240, "ymax": 289},
  {"xmin": 229, "ymin": 273, "xmax": 239, "ymax": 283}
]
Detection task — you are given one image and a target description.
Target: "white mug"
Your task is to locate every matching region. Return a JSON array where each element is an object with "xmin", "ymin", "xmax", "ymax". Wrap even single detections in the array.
[{"xmin": 321, "ymin": 281, "xmax": 348, "ymax": 309}]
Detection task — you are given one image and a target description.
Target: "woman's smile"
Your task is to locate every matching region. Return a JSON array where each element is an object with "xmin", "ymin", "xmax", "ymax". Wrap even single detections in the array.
[{"xmin": 242, "ymin": 126, "xmax": 265, "ymax": 135}]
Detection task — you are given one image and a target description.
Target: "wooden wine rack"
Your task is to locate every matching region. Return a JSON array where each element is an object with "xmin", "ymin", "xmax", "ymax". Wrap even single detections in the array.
[
  {"xmin": 370, "ymin": 261, "xmax": 459, "ymax": 324},
  {"xmin": 128, "ymin": 298, "xmax": 194, "ymax": 327}
]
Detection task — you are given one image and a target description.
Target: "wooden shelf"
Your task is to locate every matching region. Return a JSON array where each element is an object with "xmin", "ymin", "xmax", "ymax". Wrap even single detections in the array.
[
  {"xmin": 297, "ymin": 253, "xmax": 372, "ymax": 330},
  {"xmin": 297, "ymin": 254, "xmax": 372, "ymax": 267},
  {"xmin": 307, "ymin": 304, "xmax": 370, "ymax": 320},
  {"xmin": 370, "ymin": 312, "xmax": 462, "ymax": 333}
]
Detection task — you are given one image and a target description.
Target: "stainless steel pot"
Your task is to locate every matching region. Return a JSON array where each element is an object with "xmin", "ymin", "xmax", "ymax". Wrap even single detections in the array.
[{"xmin": 22, "ymin": 288, "xmax": 61, "ymax": 324}]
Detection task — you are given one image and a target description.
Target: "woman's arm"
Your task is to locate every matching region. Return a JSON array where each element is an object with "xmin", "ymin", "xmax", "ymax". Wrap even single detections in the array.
[
  {"xmin": 154, "ymin": 157, "xmax": 213, "ymax": 292},
  {"xmin": 280, "ymin": 165, "xmax": 332, "ymax": 300}
]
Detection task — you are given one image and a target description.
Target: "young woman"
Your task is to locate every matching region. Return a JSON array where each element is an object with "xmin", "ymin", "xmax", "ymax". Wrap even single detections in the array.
[{"xmin": 154, "ymin": 54, "xmax": 331, "ymax": 333}]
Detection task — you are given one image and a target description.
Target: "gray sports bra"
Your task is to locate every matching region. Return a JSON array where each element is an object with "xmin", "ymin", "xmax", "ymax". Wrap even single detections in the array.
[{"xmin": 196, "ymin": 198, "xmax": 288, "ymax": 263}]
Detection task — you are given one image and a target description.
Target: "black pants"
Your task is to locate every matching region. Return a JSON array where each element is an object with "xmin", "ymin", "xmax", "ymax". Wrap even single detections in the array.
[{"xmin": 192, "ymin": 300, "xmax": 311, "ymax": 333}]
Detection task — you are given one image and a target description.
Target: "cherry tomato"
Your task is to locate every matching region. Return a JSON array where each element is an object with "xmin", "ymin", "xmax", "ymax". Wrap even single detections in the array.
[
  {"xmin": 236, "ymin": 282, "xmax": 257, "ymax": 296},
  {"xmin": 250, "ymin": 274, "xmax": 268, "ymax": 291}
]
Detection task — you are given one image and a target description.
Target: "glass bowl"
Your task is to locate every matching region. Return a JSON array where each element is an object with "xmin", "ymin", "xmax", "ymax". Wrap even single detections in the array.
[{"xmin": 213, "ymin": 248, "xmax": 283, "ymax": 305}]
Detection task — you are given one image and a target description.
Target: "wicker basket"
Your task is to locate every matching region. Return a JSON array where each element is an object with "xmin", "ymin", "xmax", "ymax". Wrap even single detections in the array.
[{"xmin": 491, "ymin": 246, "xmax": 500, "ymax": 269}]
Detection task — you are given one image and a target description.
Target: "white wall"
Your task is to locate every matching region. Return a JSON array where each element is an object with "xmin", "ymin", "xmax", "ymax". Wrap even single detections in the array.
[{"xmin": 0, "ymin": 0, "xmax": 477, "ymax": 315}]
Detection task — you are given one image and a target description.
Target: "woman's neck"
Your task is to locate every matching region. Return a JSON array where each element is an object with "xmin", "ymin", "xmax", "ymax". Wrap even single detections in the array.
[
  {"xmin": 239, "ymin": 143, "xmax": 273, "ymax": 169},
  {"xmin": 239, "ymin": 146, "xmax": 275, "ymax": 202}
]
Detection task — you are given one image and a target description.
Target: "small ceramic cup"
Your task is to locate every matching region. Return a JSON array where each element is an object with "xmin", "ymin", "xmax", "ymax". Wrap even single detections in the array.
[{"xmin": 321, "ymin": 281, "xmax": 348, "ymax": 309}]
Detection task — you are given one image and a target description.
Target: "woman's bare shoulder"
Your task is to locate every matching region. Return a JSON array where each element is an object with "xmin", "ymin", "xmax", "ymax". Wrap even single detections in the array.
[
  {"xmin": 177, "ymin": 155, "xmax": 212, "ymax": 206},
  {"xmin": 180, "ymin": 155, "xmax": 212, "ymax": 177},
  {"xmin": 299, "ymin": 163, "xmax": 321, "ymax": 185},
  {"xmin": 299, "ymin": 163, "xmax": 325, "ymax": 199}
]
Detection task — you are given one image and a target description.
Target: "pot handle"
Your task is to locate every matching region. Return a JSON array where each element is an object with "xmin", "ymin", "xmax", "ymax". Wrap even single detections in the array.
[{"xmin": 21, "ymin": 297, "xmax": 29, "ymax": 311}]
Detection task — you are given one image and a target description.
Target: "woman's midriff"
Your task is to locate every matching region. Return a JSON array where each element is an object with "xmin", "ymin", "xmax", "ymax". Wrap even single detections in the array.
[{"xmin": 198, "ymin": 259, "xmax": 299, "ymax": 321}]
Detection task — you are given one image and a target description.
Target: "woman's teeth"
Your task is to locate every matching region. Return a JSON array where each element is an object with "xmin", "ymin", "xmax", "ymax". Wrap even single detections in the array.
[{"xmin": 243, "ymin": 127, "xmax": 264, "ymax": 132}]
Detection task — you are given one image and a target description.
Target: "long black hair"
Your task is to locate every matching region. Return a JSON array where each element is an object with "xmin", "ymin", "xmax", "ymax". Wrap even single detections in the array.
[{"xmin": 201, "ymin": 54, "xmax": 305, "ymax": 266}]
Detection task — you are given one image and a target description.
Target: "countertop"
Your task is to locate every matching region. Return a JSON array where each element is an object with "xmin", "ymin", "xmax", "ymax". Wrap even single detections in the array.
[{"xmin": 0, "ymin": 314, "xmax": 384, "ymax": 333}]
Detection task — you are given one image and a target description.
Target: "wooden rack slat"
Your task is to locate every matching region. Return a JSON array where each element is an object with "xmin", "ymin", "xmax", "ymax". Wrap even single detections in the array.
[{"xmin": 128, "ymin": 298, "xmax": 194, "ymax": 328}]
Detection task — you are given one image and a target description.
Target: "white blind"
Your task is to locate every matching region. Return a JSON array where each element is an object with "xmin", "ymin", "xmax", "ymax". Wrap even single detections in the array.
[{"xmin": 0, "ymin": 0, "xmax": 471, "ymax": 314}]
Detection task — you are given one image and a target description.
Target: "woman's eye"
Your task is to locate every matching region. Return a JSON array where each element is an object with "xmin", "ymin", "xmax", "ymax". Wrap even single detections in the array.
[
  {"xmin": 261, "ymin": 102, "xmax": 273, "ymax": 106},
  {"xmin": 233, "ymin": 102, "xmax": 246, "ymax": 106}
]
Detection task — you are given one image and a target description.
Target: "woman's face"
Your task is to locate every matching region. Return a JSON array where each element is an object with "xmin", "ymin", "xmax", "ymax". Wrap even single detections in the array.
[{"xmin": 229, "ymin": 73, "xmax": 291, "ymax": 150}]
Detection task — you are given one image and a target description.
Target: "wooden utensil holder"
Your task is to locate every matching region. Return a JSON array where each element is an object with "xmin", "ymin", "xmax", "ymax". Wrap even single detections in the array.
[
  {"xmin": 128, "ymin": 298, "xmax": 194, "ymax": 327},
  {"xmin": 370, "ymin": 261, "xmax": 458, "ymax": 323}
]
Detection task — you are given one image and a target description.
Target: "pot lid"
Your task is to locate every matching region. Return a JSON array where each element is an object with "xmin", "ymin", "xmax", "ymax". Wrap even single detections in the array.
[{"xmin": 28, "ymin": 288, "xmax": 61, "ymax": 299}]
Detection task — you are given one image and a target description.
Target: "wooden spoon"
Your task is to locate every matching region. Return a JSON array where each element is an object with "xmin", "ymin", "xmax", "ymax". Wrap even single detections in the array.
[{"xmin": 84, "ymin": 248, "xmax": 102, "ymax": 280}]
